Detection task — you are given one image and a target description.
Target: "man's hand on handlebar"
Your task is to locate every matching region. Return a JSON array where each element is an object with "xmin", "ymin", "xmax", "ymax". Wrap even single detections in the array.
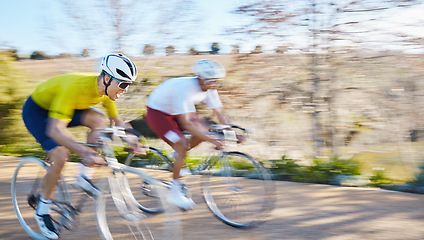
[
  {"xmin": 123, "ymin": 135, "xmax": 148, "ymax": 155},
  {"xmin": 236, "ymin": 134, "xmax": 246, "ymax": 144},
  {"xmin": 209, "ymin": 138, "xmax": 224, "ymax": 150},
  {"xmin": 82, "ymin": 150, "xmax": 107, "ymax": 166}
]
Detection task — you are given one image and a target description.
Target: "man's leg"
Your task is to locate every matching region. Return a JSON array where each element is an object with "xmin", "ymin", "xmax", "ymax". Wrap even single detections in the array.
[
  {"xmin": 172, "ymin": 139, "xmax": 189, "ymax": 180},
  {"xmin": 170, "ymin": 138, "xmax": 196, "ymax": 210},
  {"xmin": 43, "ymin": 146, "xmax": 69, "ymax": 199},
  {"xmin": 81, "ymin": 108, "xmax": 108, "ymax": 144},
  {"xmin": 145, "ymin": 107, "xmax": 195, "ymax": 209},
  {"xmin": 34, "ymin": 146, "xmax": 68, "ymax": 239},
  {"xmin": 187, "ymin": 115, "xmax": 210, "ymax": 150},
  {"xmin": 74, "ymin": 108, "xmax": 108, "ymax": 196}
]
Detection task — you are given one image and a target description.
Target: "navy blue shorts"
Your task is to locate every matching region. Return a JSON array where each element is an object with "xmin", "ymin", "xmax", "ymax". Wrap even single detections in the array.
[{"xmin": 22, "ymin": 96, "xmax": 87, "ymax": 151}]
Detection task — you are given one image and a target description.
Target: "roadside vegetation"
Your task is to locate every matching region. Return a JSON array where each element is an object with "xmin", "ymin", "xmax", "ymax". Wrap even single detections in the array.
[
  {"xmin": 2, "ymin": 141, "xmax": 423, "ymax": 194},
  {"xmin": 1, "ymin": 50, "xmax": 424, "ymax": 194}
]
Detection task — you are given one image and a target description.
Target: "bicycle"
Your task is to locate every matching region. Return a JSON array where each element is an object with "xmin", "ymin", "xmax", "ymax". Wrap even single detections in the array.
[
  {"xmin": 11, "ymin": 127, "xmax": 166, "ymax": 240},
  {"xmin": 125, "ymin": 124, "xmax": 275, "ymax": 228}
]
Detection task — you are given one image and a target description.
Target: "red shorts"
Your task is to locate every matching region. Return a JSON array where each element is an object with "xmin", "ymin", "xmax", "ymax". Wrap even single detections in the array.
[{"xmin": 146, "ymin": 107, "xmax": 184, "ymax": 145}]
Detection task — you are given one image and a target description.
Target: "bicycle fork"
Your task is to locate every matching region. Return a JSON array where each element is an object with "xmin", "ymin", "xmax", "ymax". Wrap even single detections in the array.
[{"xmin": 108, "ymin": 171, "xmax": 146, "ymax": 222}]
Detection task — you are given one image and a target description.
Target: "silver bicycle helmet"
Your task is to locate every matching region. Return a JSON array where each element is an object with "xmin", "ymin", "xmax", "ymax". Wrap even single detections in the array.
[
  {"xmin": 192, "ymin": 59, "xmax": 226, "ymax": 79},
  {"xmin": 100, "ymin": 53, "xmax": 137, "ymax": 82}
]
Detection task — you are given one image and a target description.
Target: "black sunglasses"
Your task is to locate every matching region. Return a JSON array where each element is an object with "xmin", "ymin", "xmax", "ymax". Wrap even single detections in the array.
[{"xmin": 104, "ymin": 71, "xmax": 132, "ymax": 90}]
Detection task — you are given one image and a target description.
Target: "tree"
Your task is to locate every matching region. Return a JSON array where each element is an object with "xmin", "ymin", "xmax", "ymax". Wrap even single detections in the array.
[
  {"xmin": 55, "ymin": 0, "xmax": 198, "ymax": 55},
  {"xmin": 232, "ymin": 0, "xmax": 423, "ymax": 157},
  {"xmin": 165, "ymin": 45, "xmax": 175, "ymax": 56},
  {"xmin": 30, "ymin": 51, "xmax": 48, "ymax": 60},
  {"xmin": 143, "ymin": 44, "xmax": 155, "ymax": 56},
  {"xmin": 6, "ymin": 49, "xmax": 19, "ymax": 60},
  {"xmin": 231, "ymin": 45, "xmax": 240, "ymax": 54},
  {"xmin": 81, "ymin": 49, "xmax": 90, "ymax": 57},
  {"xmin": 275, "ymin": 46, "xmax": 287, "ymax": 54},
  {"xmin": 211, "ymin": 42, "xmax": 220, "ymax": 54},
  {"xmin": 251, "ymin": 45, "xmax": 263, "ymax": 54},
  {"xmin": 152, "ymin": 0, "xmax": 199, "ymax": 54},
  {"xmin": 188, "ymin": 47, "xmax": 198, "ymax": 55}
]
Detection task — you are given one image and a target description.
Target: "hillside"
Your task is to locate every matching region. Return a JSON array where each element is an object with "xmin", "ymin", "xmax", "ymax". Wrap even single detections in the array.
[{"xmin": 13, "ymin": 52, "xmax": 424, "ymax": 181}]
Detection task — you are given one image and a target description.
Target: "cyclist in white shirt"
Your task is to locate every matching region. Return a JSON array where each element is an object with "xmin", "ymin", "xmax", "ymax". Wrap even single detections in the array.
[{"xmin": 146, "ymin": 59, "xmax": 229, "ymax": 210}]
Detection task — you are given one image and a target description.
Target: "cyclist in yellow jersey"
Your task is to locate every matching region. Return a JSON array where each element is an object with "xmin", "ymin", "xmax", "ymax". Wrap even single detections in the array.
[
  {"xmin": 31, "ymin": 72, "xmax": 120, "ymax": 122},
  {"xmin": 21, "ymin": 53, "xmax": 146, "ymax": 239}
]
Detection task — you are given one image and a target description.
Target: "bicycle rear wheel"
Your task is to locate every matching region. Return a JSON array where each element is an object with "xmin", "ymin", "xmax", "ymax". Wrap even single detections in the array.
[
  {"xmin": 11, "ymin": 157, "xmax": 55, "ymax": 239},
  {"xmin": 202, "ymin": 151, "xmax": 274, "ymax": 228},
  {"xmin": 95, "ymin": 167, "xmax": 163, "ymax": 239}
]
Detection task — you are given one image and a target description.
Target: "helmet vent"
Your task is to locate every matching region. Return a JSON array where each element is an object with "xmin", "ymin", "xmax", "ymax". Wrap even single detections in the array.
[
  {"xmin": 116, "ymin": 68, "xmax": 130, "ymax": 80},
  {"xmin": 123, "ymin": 59, "xmax": 135, "ymax": 76}
]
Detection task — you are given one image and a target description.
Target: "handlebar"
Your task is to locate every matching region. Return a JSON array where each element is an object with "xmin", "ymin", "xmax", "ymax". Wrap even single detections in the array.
[
  {"xmin": 209, "ymin": 124, "xmax": 248, "ymax": 133},
  {"xmin": 181, "ymin": 124, "xmax": 250, "ymax": 147},
  {"xmin": 96, "ymin": 127, "xmax": 142, "ymax": 139}
]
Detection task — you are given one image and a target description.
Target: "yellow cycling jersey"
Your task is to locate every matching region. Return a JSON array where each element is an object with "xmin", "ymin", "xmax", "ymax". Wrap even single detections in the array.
[{"xmin": 31, "ymin": 72, "xmax": 118, "ymax": 122}]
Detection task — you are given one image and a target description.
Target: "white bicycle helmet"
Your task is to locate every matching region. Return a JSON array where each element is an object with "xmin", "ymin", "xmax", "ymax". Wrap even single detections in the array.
[
  {"xmin": 192, "ymin": 59, "xmax": 226, "ymax": 79},
  {"xmin": 100, "ymin": 53, "xmax": 137, "ymax": 82}
]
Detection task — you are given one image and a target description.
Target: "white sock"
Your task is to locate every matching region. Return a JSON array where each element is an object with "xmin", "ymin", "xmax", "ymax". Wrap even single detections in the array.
[
  {"xmin": 78, "ymin": 163, "xmax": 93, "ymax": 179},
  {"xmin": 37, "ymin": 196, "xmax": 51, "ymax": 215}
]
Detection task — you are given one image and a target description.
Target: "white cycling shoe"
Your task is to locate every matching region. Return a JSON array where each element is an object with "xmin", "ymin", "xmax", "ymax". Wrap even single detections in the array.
[
  {"xmin": 74, "ymin": 175, "xmax": 100, "ymax": 197},
  {"xmin": 169, "ymin": 180, "xmax": 196, "ymax": 210},
  {"xmin": 34, "ymin": 213, "xmax": 59, "ymax": 239}
]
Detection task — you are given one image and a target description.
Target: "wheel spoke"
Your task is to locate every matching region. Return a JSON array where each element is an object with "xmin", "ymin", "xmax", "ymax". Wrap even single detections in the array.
[{"xmin": 95, "ymin": 168, "xmax": 162, "ymax": 239}]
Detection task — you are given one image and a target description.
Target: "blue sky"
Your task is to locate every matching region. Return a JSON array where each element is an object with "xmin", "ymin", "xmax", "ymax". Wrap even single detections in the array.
[
  {"xmin": 1, "ymin": 1, "xmax": 424, "ymax": 57},
  {"xmin": 1, "ymin": 1, "xmax": 44, "ymax": 54},
  {"xmin": 0, "ymin": 0, "xmax": 251, "ymax": 57}
]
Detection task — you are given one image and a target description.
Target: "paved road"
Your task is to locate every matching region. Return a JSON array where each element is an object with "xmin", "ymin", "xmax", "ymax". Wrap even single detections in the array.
[{"xmin": 1, "ymin": 156, "xmax": 424, "ymax": 240}]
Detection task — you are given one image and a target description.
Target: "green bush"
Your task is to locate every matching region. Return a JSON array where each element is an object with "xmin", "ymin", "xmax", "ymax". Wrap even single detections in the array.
[
  {"xmin": 0, "ymin": 142, "xmax": 45, "ymax": 158},
  {"xmin": 0, "ymin": 52, "xmax": 28, "ymax": 145},
  {"xmin": 411, "ymin": 163, "xmax": 424, "ymax": 186},
  {"xmin": 296, "ymin": 157, "xmax": 361, "ymax": 184},
  {"xmin": 369, "ymin": 169, "xmax": 394, "ymax": 187},
  {"xmin": 270, "ymin": 155, "xmax": 361, "ymax": 184},
  {"xmin": 269, "ymin": 155, "xmax": 302, "ymax": 180}
]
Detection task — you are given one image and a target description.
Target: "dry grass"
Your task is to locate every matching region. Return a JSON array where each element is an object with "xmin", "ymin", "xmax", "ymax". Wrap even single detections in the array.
[{"xmin": 12, "ymin": 53, "xmax": 424, "ymax": 181}]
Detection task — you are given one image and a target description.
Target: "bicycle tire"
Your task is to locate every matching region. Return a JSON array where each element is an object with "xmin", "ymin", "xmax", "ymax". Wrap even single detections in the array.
[
  {"xmin": 128, "ymin": 147, "xmax": 173, "ymax": 172},
  {"xmin": 11, "ymin": 157, "xmax": 54, "ymax": 239},
  {"xmin": 12, "ymin": 157, "xmax": 92, "ymax": 239},
  {"xmin": 126, "ymin": 147, "xmax": 172, "ymax": 213},
  {"xmin": 125, "ymin": 147, "xmax": 172, "ymax": 213},
  {"xmin": 202, "ymin": 151, "xmax": 274, "ymax": 228},
  {"xmin": 95, "ymin": 166, "xmax": 163, "ymax": 239}
]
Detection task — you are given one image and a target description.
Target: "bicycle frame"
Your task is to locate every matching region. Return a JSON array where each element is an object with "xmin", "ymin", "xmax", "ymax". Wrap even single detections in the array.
[{"xmin": 12, "ymin": 127, "xmax": 166, "ymax": 239}]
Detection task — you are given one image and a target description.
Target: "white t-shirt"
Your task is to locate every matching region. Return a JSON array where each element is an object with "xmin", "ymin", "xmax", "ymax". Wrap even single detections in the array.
[{"xmin": 146, "ymin": 77, "xmax": 223, "ymax": 115}]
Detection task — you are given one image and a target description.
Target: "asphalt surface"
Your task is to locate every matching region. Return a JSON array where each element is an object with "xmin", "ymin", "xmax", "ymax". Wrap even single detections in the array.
[{"xmin": 1, "ymin": 156, "xmax": 424, "ymax": 240}]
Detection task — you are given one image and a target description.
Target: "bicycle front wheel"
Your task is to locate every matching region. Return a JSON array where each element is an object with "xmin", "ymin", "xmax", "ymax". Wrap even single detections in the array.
[
  {"xmin": 129, "ymin": 147, "xmax": 173, "ymax": 172},
  {"xmin": 11, "ymin": 157, "xmax": 51, "ymax": 239},
  {"xmin": 202, "ymin": 151, "xmax": 274, "ymax": 228},
  {"xmin": 95, "ymin": 167, "xmax": 163, "ymax": 240},
  {"xmin": 126, "ymin": 147, "xmax": 171, "ymax": 213}
]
